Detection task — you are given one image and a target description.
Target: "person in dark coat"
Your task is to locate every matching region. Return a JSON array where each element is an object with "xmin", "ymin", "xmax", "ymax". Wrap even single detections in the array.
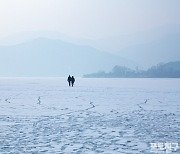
[
  {"xmin": 67, "ymin": 75, "xmax": 72, "ymax": 86},
  {"xmin": 71, "ymin": 76, "xmax": 75, "ymax": 87}
]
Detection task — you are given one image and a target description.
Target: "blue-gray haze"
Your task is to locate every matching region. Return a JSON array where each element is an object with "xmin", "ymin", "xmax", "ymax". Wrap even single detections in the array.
[{"xmin": 0, "ymin": 0, "xmax": 179, "ymax": 76}]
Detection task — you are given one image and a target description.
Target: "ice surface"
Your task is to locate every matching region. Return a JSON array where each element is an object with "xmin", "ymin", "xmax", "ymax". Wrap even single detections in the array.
[{"xmin": 0, "ymin": 78, "xmax": 179, "ymax": 153}]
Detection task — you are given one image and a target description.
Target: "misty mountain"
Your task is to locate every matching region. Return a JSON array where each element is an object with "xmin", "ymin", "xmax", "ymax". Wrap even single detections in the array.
[
  {"xmin": 0, "ymin": 25, "xmax": 179, "ymax": 70},
  {"xmin": 0, "ymin": 31, "xmax": 91, "ymax": 46},
  {"xmin": 87, "ymin": 25, "xmax": 180, "ymax": 68},
  {"xmin": 89, "ymin": 25, "xmax": 180, "ymax": 51},
  {"xmin": 84, "ymin": 61, "xmax": 180, "ymax": 78},
  {"xmin": 0, "ymin": 38, "xmax": 134, "ymax": 77},
  {"xmin": 117, "ymin": 33, "xmax": 180, "ymax": 68}
]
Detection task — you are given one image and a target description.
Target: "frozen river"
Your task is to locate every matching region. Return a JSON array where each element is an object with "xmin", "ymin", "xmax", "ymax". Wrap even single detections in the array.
[{"xmin": 0, "ymin": 78, "xmax": 179, "ymax": 153}]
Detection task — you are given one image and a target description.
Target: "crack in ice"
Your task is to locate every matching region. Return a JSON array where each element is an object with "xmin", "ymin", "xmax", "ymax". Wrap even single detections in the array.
[
  {"xmin": 5, "ymin": 98, "xmax": 11, "ymax": 103},
  {"xmin": 86, "ymin": 102, "xmax": 95, "ymax": 110},
  {"xmin": 37, "ymin": 96, "xmax": 41, "ymax": 104}
]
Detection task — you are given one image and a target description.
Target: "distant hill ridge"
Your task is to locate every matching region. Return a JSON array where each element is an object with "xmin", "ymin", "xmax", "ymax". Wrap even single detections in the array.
[
  {"xmin": 0, "ymin": 38, "xmax": 134, "ymax": 77},
  {"xmin": 84, "ymin": 61, "xmax": 180, "ymax": 78}
]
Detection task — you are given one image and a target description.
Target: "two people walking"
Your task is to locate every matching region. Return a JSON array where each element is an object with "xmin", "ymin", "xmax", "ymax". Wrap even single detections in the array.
[{"xmin": 67, "ymin": 75, "xmax": 75, "ymax": 87}]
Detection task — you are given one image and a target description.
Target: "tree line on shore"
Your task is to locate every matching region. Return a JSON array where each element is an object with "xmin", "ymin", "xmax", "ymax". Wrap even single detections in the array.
[{"xmin": 84, "ymin": 61, "xmax": 180, "ymax": 78}]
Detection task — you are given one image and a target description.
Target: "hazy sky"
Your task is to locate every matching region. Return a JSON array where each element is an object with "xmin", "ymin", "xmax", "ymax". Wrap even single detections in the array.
[{"xmin": 0, "ymin": 0, "xmax": 180, "ymax": 39}]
